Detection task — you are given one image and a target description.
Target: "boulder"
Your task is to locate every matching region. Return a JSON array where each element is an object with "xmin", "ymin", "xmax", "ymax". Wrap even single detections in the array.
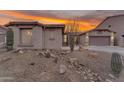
[
  {"xmin": 53, "ymin": 57, "xmax": 58, "ymax": 63},
  {"xmin": 88, "ymin": 52, "xmax": 98, "ymax": 58},
  {"xmin": 45, "ymin": 52, "xmax": 51, "ymax": 58},
  {"xmin": 69, "ymin": 58, "xmax": 77, "ymax": 63},
  {"xmin": 12, "ymin": 48, "xmax": 21, "ymax": 53},
  {"xmin": 69, "ymin": 57, "xmax": 80, "ymax": 67},
  {"xmin": 108, "ymin": 74, "xmax": 115, "ymax": 79},
  {"xmin": 50, "ymin": 53, "xmax": 56, "ymax": 58},
  {"xmin": 59, "ymin": 64, "xmax": 67, "ymax": 74},
  {"xmin": 38, "ymin": 52, "xmax": 45, "ymax": 56},
  {"xmin": 19, "ymin": 50, "xmax": 24, "ymax": 54},
  {"xmin": 97, "ymin": 76, "xmax": 102, "ymax": 81}
]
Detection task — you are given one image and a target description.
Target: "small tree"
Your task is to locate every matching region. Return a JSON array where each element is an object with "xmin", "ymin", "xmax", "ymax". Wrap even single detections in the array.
[
  {"xmin": 65, "ymin": 19, "xmax": 80, "ymax": 52},
  {"xmin": 6, "ymin": 28, "xmax": 14, "ymax": 51},
  {"xmin": 69, "ymin": 35, "xmax": 75, "ymax": 51}
]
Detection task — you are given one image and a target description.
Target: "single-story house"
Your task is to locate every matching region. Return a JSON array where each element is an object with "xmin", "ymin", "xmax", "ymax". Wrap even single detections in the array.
[
  {"xmin": 79, "ymin": 29, "xmax": 116, "ymax": 46},
  {"xmin": 0, "ymin": 26, "xmax": 8, "ymax": 48},
  {"xmin": 5, "ymin": 21, "xmax": 65, "ymax": 49}
]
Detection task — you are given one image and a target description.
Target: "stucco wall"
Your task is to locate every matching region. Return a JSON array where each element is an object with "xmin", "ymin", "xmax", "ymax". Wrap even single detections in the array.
[
  {"xmin": 44, "ymin": 28, "xmax": 62, "ymax": 49},
  {"xmin": 0, "ymin": 28, "xmax": 7, "ymax": 34},
  {"xmin": 32, "ymin": 26, "xmax": 43, "ymax": 49},
  {"xmin": 9, "ymin": 26, "xmax": 20, "ymax": 49}
]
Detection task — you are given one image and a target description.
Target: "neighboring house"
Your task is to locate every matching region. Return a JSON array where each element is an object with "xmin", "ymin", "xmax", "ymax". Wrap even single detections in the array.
[
  {"xmin": 95, "ymin": 15, "xmax": 124, "ymax": 46},
  {"xmin": 79, "ymin": 15, "xmax": 124, "ymax": 47},
  {"xmin": 79, "ymin": 29, "xmax": 116, "ymax": 46},
  {"xmin": 0, "ymin": 26, "xmax": 8, "ymax": 48},
  {"xmin": 5, "ymin": 21, "xmax": 65, "ymax": 49}
]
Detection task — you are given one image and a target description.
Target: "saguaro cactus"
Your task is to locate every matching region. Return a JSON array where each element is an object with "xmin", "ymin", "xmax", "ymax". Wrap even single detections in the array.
[
  {"xmin": 6, "ymin": 28, "xmax": 14, "ymax": 51},
  {"xmin": 111, "ymin": 52, "xmax": 122, "ymax": 75}
]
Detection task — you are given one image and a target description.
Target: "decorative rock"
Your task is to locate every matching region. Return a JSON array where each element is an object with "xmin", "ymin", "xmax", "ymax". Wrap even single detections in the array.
[
  {"xmin": 59, "ymin": 64, "xmax": 67, "ymax": 74},
  {"xmin": 44, "ymin": 51, "xmax": 51, "ymax": 58},
  {"xmin": 108, "ymin": 74, "xmax": 115, "ymax": 79},
  {"xmin": 69, "ymin": 58, "xmax": 79, "ymax": 66},
  {"xmin": 68, "ymin": 65, "xmax": 74, "ymax": 69},
  {"xmin": 84, "ymin": 76, "xmax": 88, "ymax": 80},
  {"xmin": 93, "ymin": 73, "xmax": 98, "ymax": 77},
  {"xmin": 69, "ymin": 58, "xmax": 77, "ymax": 63},
  {"xmin": 61, "ymin": 51, "xmax": 70, "ymax": 55},
  {"xmin": 0, "ymin": 57, "xmax": 12, "ymax": 62},
  {"xmin": 12, "ymin": 48, "xmax": 21, "ymax": 53},
  {"xmin": 97, "ymin": 76, "xmax": 102, "ymax": 81},
  {"xmin": 88, "ymin": 52, "xmax": 98, "ymax": 58},
  {"xmin": 53, "ymin": 57, "xmax": 58, "ymax": 63},
  {"xmin": 50, "ymin": 53, "xmax": 56, "ymax": 58},
  {"xmin": 30, "ymin": 62, "xmax": 35, "ymax": 66},
  {"xmin": 90, "ymin": 77, "xmax": 93, "ymax": 80},
  {"xmin": 37, "ymin": 52, "xmax": 45, "ymax": 56},
  {"xmin": 105, "ymin": 79, "xmax": 112, "ymax": 82},
  {"xmin": 19, "ymin": 50, "xmax": 24, "ymax": 54},
  {"xmin": 73, "ymin": 61, "xmax": 79, "ymax": 67},
  {"xmin": 88, "ymin": 73, "xmax": 93, "ymax": 77}
]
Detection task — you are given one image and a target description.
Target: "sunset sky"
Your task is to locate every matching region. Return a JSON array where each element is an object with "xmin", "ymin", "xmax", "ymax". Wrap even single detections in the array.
[{"xmin": 0, "ymin": 10, "xmax": 124, "ymax": 31}]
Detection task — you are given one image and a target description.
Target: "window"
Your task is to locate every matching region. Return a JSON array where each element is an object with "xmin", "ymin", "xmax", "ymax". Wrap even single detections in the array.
[
  {"xmin": 20, "ymin": 28, "xmax": 32, "ymax": 45},
  {"xmin": 64, "ymin": 34, "xmax": 67, "ymax": 43},
  {"xmin": 63, "ymin": 34, "xmax": 68, "ymax": 46}
]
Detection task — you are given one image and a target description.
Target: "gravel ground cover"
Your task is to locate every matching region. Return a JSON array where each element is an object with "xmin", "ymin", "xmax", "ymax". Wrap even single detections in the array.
[{"xmin": 0, "ymin": 49, "xmax": 117, "ymax": 82}]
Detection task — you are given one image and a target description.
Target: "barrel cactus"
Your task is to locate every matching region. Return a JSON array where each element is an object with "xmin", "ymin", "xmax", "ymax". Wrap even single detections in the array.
[
  {"xmin": 6, "ymin": 28, "xmax": 14, "ymax": 51},
  {"xmin": 111, "ymin": 52, "xmax": 122, "ymax": 75}
]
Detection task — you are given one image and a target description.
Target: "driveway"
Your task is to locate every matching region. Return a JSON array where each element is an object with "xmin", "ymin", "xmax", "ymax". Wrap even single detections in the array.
[{"xmin": 84, "ymin": 46, "xmax": 124, "ymax": 56}]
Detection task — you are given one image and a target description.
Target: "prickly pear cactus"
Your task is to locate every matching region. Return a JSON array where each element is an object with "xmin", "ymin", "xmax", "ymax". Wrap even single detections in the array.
[
  {"xmin": 111, "ymin": 52, "xmax": 122, "ymax": 75},
  {"xmin": 6, "ymin": 29, "xmax": 14, "ymax": 51}
]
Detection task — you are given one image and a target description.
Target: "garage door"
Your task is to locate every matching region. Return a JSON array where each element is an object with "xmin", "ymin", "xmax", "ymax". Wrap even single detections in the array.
[{"xmin": 89, "ymin": 36, "xmax": 110, "ymax": 46}]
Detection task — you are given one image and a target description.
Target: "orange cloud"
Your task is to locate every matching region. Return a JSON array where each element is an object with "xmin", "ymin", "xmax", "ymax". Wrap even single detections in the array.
[{"xmin": 0, "ymin": 10, "xmax": 101, "ymax": 31}]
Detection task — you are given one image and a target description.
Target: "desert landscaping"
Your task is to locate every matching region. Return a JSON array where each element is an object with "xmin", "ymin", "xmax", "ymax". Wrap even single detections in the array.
[{"xmin": 0, "ymin": 48, "xmax": 120, "ymax": 82}]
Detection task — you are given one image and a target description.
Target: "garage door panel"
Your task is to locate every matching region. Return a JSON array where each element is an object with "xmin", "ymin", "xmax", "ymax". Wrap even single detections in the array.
[{"xmin": 89, "ymin": 36, "xmax": 110, "ymax": 46}]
